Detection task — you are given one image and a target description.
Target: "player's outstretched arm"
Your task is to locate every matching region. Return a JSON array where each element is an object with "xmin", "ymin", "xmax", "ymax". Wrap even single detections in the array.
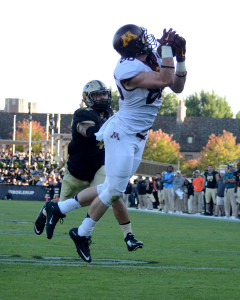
[
  {"xmin": 169, "ymin": 35, "xmax": 187, "ymax": 93},
  {"xmin": 125, "ymin": 28, "xmax": 176, "ymax": 90}
]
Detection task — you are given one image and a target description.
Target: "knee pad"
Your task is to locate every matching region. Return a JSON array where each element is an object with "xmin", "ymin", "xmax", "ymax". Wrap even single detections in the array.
[{"xmin": 99, "ymin": 186, "xmax": 122, "ymax": 207}]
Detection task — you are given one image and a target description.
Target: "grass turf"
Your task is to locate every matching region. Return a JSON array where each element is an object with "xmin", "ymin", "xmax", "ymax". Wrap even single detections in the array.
[{"xmin": 0, "ymin": 200, "xmax": 240, "ymax": 299}]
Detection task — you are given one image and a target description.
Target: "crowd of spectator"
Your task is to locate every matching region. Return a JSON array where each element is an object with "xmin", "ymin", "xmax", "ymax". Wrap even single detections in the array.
[
  {"xmin": 122, "ymin": 164, "xmax": 240, "ymax": 220},
  {"xmin": 1, "ymin": 147, "xmax": 240, "ymax": 219},
  {"xmin": 0, "ymin": 148, "xmax": 65, "ymax": 199}
]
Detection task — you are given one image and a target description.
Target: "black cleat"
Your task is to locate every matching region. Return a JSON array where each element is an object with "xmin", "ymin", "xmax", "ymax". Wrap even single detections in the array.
[
  {"xmin": 46, "ymin": 202, "xmax": 66, "ymax": 239},
  {"xmin": 125, "ymin": 233, "xmax": 143, "ymax": 251},
  {"xmin": 34, "ymin": 203, "xmax": 47, "ymax": 235},
  {"xmin": 69, "ymin": 228, "xmax": 92, "ymax": 263}
]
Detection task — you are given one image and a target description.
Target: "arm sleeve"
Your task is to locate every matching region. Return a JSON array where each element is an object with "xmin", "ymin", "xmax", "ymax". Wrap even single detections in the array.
[{"xmin": 86, "ymin": 125, "xmax": 101, "ymax": 138}]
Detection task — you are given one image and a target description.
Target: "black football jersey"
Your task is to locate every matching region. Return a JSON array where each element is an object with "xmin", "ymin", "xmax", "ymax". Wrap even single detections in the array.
[
  {"xmin": 67, "ymin": 107, "xmax": 113, "ymax": 181},
  {"xmin": 204, "ymin": 171, "xmax": 218, "ymax": 188},
  {"xmin": 234, "ymin": 170, "xmax": 240, "ymax": 187}
]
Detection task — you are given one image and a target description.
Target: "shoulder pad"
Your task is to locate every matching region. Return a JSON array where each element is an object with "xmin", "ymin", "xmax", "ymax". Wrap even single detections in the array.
[{"xmin": 114, "ymin": 58, "xmax": 148, "ymax": 81}]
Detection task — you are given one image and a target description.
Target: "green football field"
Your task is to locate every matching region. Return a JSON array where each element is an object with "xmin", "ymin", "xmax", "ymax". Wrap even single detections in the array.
[{"xmin": 1, "ymin": 200, "xmax": 240, "ymax": 300}]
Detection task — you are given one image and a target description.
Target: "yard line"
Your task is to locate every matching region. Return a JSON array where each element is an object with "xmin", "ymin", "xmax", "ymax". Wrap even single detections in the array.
[{"xmin": 0, "ymin": 258, "xmax": 240, "ymax": 271}]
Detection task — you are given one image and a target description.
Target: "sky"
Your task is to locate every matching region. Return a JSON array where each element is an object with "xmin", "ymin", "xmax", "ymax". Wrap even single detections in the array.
[{"xmin": 0, "ymin": 0, "xmax": 239, "ymax": 116}]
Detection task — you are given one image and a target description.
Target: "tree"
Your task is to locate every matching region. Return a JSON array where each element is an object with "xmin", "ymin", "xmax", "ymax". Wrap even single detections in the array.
[
  {"xmin": 110, "ymin": 87, "xmax": 120, "ymax": 112},
  {"xmin": 12, "ymin": 119, "xmax": 46, "ymax": 154},
  {"xmin": 185, "ymin": 90, "xmax": 233, "ymax": 118},
  {"xmin": 181, "ymin": 158, "xmax": 201, "ymax": 177},
  {"xmin": 235, "ymin": 111, "xmax": 240, "ymax": 119},
  {"xmin": 142, "ymin": 129, "xmax": 181, "ymax": 164},
  {"xmin": 199, "ymin": 130, "xmax": 240, "ymax": 170},
  {"xmin": 158, "ymin": 91, "xmax": 179, "ymax": 116}
]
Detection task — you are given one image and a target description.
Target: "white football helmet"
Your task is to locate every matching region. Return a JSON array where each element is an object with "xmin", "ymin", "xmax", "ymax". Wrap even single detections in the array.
[{"xmin": 82, "ymin": 80, "xmax": 111, "ymax": 110}]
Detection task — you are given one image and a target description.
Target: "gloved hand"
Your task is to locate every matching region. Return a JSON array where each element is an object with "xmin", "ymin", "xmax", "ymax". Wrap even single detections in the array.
[
  {"xmin": 173, "ymin": 35, "xmax": 186, "ymax": 62},
  {"xmin": 157, "ymin": 28, "xmax": 177, "ymax": 46}
]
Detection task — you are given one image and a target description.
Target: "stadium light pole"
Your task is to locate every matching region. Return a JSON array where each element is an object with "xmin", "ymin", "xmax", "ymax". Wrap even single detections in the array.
[
  {"xmin": 57, "ymin": 113, "xmax": 61, "ymax": 162},
  {"xmin": 28, "ymin": 102, "xmax": 32, "ymax": 166},
  {"xmin": 50, "ymin": 113, "xmax": 54, "ymax": 164},
  {"xmin": 13, "ymin": 114, "xmax": 16, "ymax": 155},
  {"xmin": 46, "ymin": 113, "xmax": 49, "ymax": 153}
]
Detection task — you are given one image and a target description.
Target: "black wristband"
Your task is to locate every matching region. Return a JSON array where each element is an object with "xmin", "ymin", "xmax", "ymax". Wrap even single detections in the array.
[
  {"xmin": 161, "ymin": 65, "xmax": 175, "ymax": 69},
  {"xmin": 176, "ymin": 72, "xmax": 187, "ymax": 78}
]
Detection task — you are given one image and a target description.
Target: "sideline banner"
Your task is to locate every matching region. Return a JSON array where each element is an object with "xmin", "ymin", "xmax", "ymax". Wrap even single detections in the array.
[{"xmin": 0, "ymin": 185, "xmax": 47, "ymax": 201}]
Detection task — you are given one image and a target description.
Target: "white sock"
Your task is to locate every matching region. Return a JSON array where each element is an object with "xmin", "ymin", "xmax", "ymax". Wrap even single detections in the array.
[
  {"xmin": 58, "ymin": 197, "xmax": 81, "ymax": 214},
  {"xmin": 78, "ymin": 216, "xmax": 97, "ymax": 237},
  {"xmin": 120, "ymin": 222, "xmax": 132, "ymax": 238}
]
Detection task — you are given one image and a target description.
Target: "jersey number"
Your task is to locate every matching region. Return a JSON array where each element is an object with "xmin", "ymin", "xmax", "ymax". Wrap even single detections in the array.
[{"xmin": 117, "ymin": 85, "xmax": 161, "ymax": 104}]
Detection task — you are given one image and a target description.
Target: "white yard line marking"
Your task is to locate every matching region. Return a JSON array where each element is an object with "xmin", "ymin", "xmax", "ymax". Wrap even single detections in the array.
[{"xmin": 0, "ymin": 258, "xmax": 239, "ymax": 271}]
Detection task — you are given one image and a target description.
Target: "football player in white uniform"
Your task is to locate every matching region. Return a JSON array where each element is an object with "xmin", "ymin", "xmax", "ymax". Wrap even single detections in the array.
[
  {"xmin": 35, "ymin": 80, "xmax": 143, "ymax": 254},
  {"xmin": 45, "ymin": 24, "xmax": 187, "ymax": 263}
]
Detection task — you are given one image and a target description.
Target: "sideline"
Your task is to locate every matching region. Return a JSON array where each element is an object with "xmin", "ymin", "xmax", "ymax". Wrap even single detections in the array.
[{"xmin": 127, "ymin": 208, "xmax": 240, "ymax": 222}]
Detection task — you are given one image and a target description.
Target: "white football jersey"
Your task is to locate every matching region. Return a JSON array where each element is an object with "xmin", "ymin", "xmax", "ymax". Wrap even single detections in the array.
[{"xmin": 114, "ymin": 52, "xmax": 163, "ymax": 134}]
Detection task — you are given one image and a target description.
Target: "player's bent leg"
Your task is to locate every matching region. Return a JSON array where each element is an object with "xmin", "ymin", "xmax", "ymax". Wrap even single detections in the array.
[
  {"xmin": 112, "ymin": 196, "xmax": 144, "ymax": 251},
  {"xmin": 112, "ymin": 198, "xmax": 130, "ymax": 224}
]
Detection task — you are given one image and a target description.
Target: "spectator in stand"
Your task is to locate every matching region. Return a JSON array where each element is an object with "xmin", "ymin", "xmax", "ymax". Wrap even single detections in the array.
[
  {"xmin": 162, "ymin": 165, "xmax": 175, "ymax": 213},
  {"xmin": 9, "ymin": 163, "xmax": 16, "ymax": 180},
  {"xmin": 36, "ymin": 177, "xmax": 45, "ymax": 186},
  {"xmin": 215, "ymin": 170, "xmax": 225, "ymax": 217},
  {"xmin": 122, "ymin": 180, "xmax": 132, "ymax": 207},
  {"xmin": 203, "ymin": 165, "xmax": 219, "ymax": 215},
  {"xmin": 192, "ymin": 170, "xmax": 204, "ymax": 214},
  {"xmin": 15, "ymin": 170, "xmax": 22, "ymax": 182},
  {"xmin": 37, "ymin": 151, "xmax": 44, "ymax": 162},
  {"xmin": 137, "ymin": 176, "xmax": 147, "ymax": 209},
  {"xmin": 224, "ymin": 164, "xmax": 237, "ymax": 219},
  {"xmin": 173, "ymin": 170, "xmax": 185, "ymax": 213},
  {"xmin": 23, "ymin": 162, "xmax": 31, "ymax": 176},
  {"xmin": 12, "ymin": 178, "xmax": 18, "ymax": 185},
  {"xmin": 145, "ymin": 176, "xmax": 154, "ymax": 210},
  {"xmin": 183, "ymin": 178, "xmax": 194, "ymax": 214}
]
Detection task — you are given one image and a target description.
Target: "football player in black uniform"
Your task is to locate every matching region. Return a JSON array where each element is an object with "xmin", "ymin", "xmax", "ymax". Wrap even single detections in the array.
[
  {"xmin": 34, "ymin": 80, "xmax": 143, "ymax": 256},
  {"xmin": 234, "ymin": 162, "xmax": 240, "ymax": 210},
  {"xmin": 203, "ymin": 165, "xmax": 219, "ymax": 215}
]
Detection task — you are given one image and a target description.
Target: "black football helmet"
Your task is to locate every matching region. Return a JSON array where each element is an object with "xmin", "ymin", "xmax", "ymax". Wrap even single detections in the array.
[
  {"xmin": 82, "ymin": 80, "xmax": 112, "ymax": 111},
  {"xmin": 113, "ymin": 24, "xmax": 157, "ymax": 58}
]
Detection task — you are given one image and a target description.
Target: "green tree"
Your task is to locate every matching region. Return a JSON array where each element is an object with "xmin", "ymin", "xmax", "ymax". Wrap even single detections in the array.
[
  {"xmin": 143, "ymin": 129, "xmax": 181, "ymax": 164},
  {"xmin": 158, "ymin": 91, "xmax": 179, "ymax": 116},
  {"xmin": 235, "ymin": 111, "xmax": 240, "ymax": 119},
  {"xmin": 12, "ymin": 119, "xmax": 46, "ymax": 154},
  {"xmin": 185, "ymin": 90, "xmax": 233, "ymax": 118},
  {"xmin": 199, "ymin": 130, "xmax": 240, "ymax": 170},
  {"xmin": 110, "ymin": 87, "xmax": 120, "ymax": 112}
]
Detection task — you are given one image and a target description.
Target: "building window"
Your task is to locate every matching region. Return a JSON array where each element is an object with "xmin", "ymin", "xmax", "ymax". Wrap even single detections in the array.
[
  {"xmin": 185, "ymin": 154, "xmax": 193, "ymax": 160},
  {"xmin": 187, "ymin": 137, "xmax": 193, "ymax": 144}
]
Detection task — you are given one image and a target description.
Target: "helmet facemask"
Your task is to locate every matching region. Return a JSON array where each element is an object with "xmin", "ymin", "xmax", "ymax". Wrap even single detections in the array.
[
  {"xmin": 88, "ymin": 90, "xmax": 112, "ymax": 111},
  {"xmin": 135, "ymin": 27, "xmax": 157, "ymax": 56}
]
